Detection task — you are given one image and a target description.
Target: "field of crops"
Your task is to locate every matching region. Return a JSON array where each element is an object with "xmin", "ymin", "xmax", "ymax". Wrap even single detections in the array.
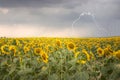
[{"xmin": 0, "ymin": 37, "xmax": 120, "ymax": 80}]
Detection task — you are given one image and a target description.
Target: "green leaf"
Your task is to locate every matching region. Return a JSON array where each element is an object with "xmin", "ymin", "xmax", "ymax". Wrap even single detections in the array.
[
  {"xmin": 18, "ymin": 68, "xmax": 33, "ymax": 75},
  {"xmin": 48, "ymin": 74, "xmax": 59, "ymax": 80},
  {"xmin": 79, "ymin": 71, "xmax": 89, "ymax": 80},
  {"xmin": 8, "ymin": 64, "xmax": 16, "ymax": 75},
  {"xmin": 73, "ymin": 71, "xmax": 89, "ymax": 80},
  {"xmin": 68, "ymin": 58, "xmax": 77, "ymax": 65}
]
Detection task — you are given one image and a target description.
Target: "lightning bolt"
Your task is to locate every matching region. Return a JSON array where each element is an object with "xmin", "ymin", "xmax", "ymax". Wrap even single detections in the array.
[
  {"xmin": 71, "ymin": 12, "xmax": 108, "ymax": 37},
  {"xmin": 72, "ymin": 12, "xmax": 86, "ymax": 35}
]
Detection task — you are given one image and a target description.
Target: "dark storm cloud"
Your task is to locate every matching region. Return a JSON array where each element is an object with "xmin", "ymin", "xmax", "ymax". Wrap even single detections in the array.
[
  {"xmin": 0, "ymin": 0, "xmax": 120, "ymax": 37},
  {"xmin": 0, "ymin": 0, "xmax": 88, "ymax": 8},
  {"xmin": 81, "ymin": 0, "xmax": 120, "ymax": 20},
  {"xmin": 0, "ymin": 0, "xmax": 61, "ymax": 8},
  {"xmin": 0, "ymin": 0, "xmax": 120, "ymax": 24}
]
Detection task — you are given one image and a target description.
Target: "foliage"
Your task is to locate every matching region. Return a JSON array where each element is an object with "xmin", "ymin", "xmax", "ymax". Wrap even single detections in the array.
[{"xmin": 0, "ymin": 37, "xmax": 120, "ymax": 80}]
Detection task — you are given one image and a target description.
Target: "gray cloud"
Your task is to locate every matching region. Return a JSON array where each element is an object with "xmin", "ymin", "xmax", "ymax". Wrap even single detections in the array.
[
  {"xmin": 0, "ymin": 0, "xmax": 88, "ymax": 8},
  {"xmin": 0, "ymin": 0, "xmax": 120, "ymax": 37}
]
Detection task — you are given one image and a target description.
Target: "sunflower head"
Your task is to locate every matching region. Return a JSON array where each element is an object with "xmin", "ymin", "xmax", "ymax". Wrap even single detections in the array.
[
  {"xmin": 115, "ymin": 50, "xmax": 120, "ymax": 59},
  {"xmin": 104, "ymin": 47, "xmax": 113, "ymax": 57},
  {"xmin": 9, "ymin": 45, "xmax": 16, "ymax": 53},
  {"xmin": 82, "ymin": 49, "xmax": 90, "ymax": 61},
  {"xmin": 23, "ymin": 45, "xmax": 30, "ymax": 54},
  {"xmin": 97, "ymin": 47, "xmax": 104, "ymax": 57},
  {"xmin": 40, "ymin": 51, "xmax": 48, "ymax": 63},
  {"xmin": 89, "ymin": 51, "xmax": 95, "ymax": 60},
  {"xmin": 1, "ymin": 45, "xmax": 10, "ymax": 55},
  {"xmin": 9, "ymin": 45, "xmax": 17, "ymax": 56},
  {"xmin": 74, "ymin": 51, "xmax": 80, "ymax": 58},
  {"xmin": 67, "ymin": 42, "xmax": 76, "ymax": 51},
  {"xmin": 34, "ymin": 48, "xmax": 41, "ymax": 55},
  {"xmin": 56, "ymin": 40, "xmax": 61, "ymax": 47}
]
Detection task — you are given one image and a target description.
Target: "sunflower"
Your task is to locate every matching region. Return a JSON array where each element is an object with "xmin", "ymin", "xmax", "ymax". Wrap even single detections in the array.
[
  {"xmin": 104, "ymin": 48, "xmax": 111, "ymax": 56},
  {"xmin": 77, "ymin": 60, "xmax": 86, "ymax": 64},
  {"xmin": 9, "ymin": 45, "xmax": 17, "ymax": 56},
  {"xmin": 56, "ymin": 40, "xmax": 61, "ymax": 47},
  {"xmin": 89, "ymin": 51, "xmax": 95, "ymax": 60},
  {"xmin": 34, "ymin": 48, "xmax": 41, "ymax": 56},
  {"xmin": 40, "ymin": 51, "xmax": 48, "ymax": 63},
  {"xmin": 1, "ymin": 45, "xmax": 10, "ymax": 55},
  {"xmin": 115, "ymin": 50, "xmax": 120, "ymax": 59},
  {"xmin": 74, "ymin": 51, "xmax": 80, "ymax": 58},
  {"xmin": 45, "ymin": 45, "xmax": 51, "ymax": 53},
  {"xmin": 106, "ymin": 44, "xmax": 111, "ymax": 49},
  {"xmin": 82, "ymin": 49, "xmax": 90, "ymax": 61},
  {"xmin": 97, "ymin": 47, "xmax": 104, "ymax": 57},
  {"xmin": 67, "ymin": 42, "xmax": 76, "ymax": 51},
  {"xmin": 23, "ymin": 45, "xmax": 30, "ymax": 54},
  {"xmin": 16, "ymin": 40, "xmax": 20, "ymax": 46}
]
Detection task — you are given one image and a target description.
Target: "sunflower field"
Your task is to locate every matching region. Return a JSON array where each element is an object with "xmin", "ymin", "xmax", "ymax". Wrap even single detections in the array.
[{"xmin": 0, "ymin": 37, "xmax": 120, "ymax": 80}]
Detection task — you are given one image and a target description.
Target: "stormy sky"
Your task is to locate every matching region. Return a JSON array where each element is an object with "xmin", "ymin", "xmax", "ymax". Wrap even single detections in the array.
[{"xmin": 0, "ymin": 0, "xmax": 120, "ymax": 37}]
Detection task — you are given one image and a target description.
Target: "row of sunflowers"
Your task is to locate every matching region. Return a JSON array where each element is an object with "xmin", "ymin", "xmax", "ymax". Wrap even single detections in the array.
[{"xmin": 0, "ymin": 37, "xmax": 120, "ymax": 80}]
